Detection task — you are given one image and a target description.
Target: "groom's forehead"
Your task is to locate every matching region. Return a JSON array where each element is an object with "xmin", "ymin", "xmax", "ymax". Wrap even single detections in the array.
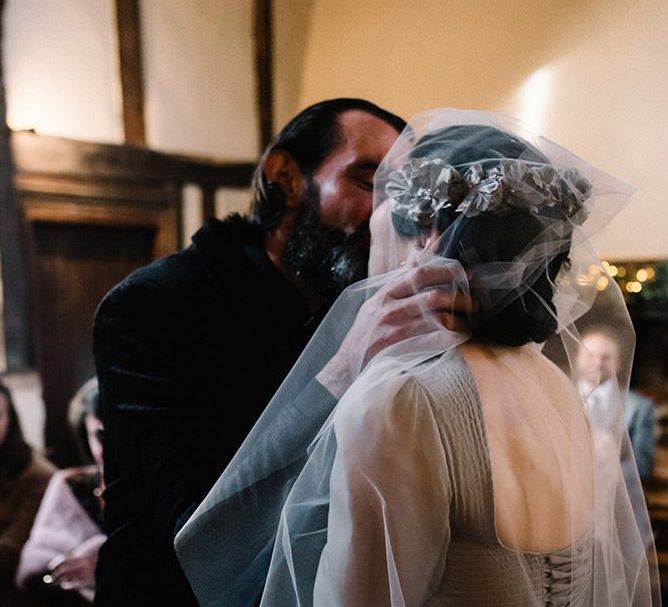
[{"xmin": 330, "ymin": 110, "xmax": 400, "ymax": 164}]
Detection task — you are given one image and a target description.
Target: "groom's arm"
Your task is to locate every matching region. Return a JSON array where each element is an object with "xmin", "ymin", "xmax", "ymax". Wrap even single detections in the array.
[
  {"xmin": 317, "ymin": 263, "xmax": 471, "ymax": 397},
  {"xmin": 94, "ymin": 276, "xmax": 220, "ymax": 603}
]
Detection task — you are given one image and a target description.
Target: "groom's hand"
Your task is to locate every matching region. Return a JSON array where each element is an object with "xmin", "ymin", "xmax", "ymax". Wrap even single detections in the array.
[{"xmin": 316, "ymin": 263, "xmax": 472, "ymax": 398}]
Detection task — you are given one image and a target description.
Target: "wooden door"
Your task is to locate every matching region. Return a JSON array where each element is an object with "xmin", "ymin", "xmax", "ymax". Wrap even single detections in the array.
[
  {"xmin": 23, "ymin": 198, "xmax": 178, "ymax": 466},
  {"xmin": 30, "ymin": 220, "xmax": 157, "ymax": 465}
]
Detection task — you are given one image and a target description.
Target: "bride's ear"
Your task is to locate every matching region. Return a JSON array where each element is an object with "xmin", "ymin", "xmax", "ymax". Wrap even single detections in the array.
[{"xmin": 263, "ymin": 150, "xmax": 304, "ymax": 210}]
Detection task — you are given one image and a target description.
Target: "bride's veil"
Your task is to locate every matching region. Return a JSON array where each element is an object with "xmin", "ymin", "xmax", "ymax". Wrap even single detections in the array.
[{"xmin": 175, "ymin": 109, "xmax": 660, "ymax": 606}]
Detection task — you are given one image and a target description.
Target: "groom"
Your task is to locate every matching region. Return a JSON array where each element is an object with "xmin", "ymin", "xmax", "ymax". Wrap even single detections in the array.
[{"xmin": 93, "ymin": 98, "xmax": 463, "ymax": 606}]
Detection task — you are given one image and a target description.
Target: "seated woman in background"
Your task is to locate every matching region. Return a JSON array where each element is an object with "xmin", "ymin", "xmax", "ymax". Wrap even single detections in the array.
[
  {"xmin": 177, "ymin": 109, "xmax": 659, "ymax": 606},
  {"xmin": 0, "ymin": 381, "xmax": 54, "ymax": 607},
  {"xmin": 16, "ymin": 377, "xmax": 105, "ymax": 606}
]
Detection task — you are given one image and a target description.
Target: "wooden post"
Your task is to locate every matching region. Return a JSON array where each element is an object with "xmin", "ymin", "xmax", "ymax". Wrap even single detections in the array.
[
  {"xmin": 0, "ymin": 0, "xmax": 32, "ymax": 370},
  {"xmin": 115, "ymin": 0, "xmax": 146, "ymax": 146},
  {"xmin": 202, "ymin": 187, "xmax": 216, "ymax": 220},
  {"xmin": 254, "ymin": 0, "xmax": 274, "ymax": 151}
]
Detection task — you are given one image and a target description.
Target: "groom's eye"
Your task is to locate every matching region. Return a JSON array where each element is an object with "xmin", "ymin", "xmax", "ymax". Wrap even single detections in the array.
[
  {"xmin": 350, "ymin": 169, "xmax": 375, "ymax": 191},
  {"xmin": 347, "ymin": 160, "xmax": 378, "ymax": 192},
  {"xmin": 356, "ymin": 177, "xmax": 373, "ymax": 191}
]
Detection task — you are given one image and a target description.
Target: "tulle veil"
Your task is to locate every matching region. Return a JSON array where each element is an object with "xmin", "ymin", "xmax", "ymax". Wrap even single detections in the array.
[{"xmin": 175, "ymin": 109, "xmax": 660, "ymax": 606}]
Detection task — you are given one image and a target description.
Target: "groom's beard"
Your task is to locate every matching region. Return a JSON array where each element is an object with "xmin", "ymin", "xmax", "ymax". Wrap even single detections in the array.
[{"xmin": 282, "ymin": 179, "xmax": 370, "ymax": 306}]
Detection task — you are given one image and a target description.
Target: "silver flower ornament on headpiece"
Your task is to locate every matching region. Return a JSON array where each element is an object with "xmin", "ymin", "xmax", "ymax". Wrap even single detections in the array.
[
  {"xmin": 386, "ymin": 157, "xmax": 592, "ymax": 227},
  {"xmin": 385, "ymin": 158, "xmax": 467, "ymax": 226}
]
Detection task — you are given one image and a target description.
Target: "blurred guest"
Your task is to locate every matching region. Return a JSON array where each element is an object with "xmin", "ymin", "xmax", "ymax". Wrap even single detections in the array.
[
  {"xmin": 17, "ymin": 378, "xmax": 104, "ymax": 606},
  {"xmin": 576, "ymin": 326, "xmax": 655, "ymax": 481},
  {"xmin": 0, "ymin": 381, "xmax": 55, "ymax": 606}
]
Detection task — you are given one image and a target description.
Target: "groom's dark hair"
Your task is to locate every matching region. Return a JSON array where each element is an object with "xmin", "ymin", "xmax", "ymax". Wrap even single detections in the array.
[{"xmin": 249, "ymin": 98, "xmax": 406, "ymax": 231}]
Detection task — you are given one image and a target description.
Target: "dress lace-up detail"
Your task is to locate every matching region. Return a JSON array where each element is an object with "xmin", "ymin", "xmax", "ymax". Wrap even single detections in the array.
[{"xmin": 541, "ymin": 533, "xmax": 592, "ymax": 606}]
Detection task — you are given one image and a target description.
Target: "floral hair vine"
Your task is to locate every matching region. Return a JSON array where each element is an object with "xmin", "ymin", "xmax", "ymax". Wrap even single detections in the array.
[{"xmin": 385, "ymin": 157, "xmax": 592, "ymax": 227}]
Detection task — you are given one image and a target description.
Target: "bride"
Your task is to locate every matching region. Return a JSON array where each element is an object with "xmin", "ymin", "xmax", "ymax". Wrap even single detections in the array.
[{"xmin": 175, "ymin": 110, "xmax": 660, "ymax": 606}]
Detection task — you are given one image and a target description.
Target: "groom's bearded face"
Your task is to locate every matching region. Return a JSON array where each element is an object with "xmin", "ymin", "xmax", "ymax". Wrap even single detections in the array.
[{"xmin": 282, "ymin": 178, "xmax": 370, "ymax": 304}]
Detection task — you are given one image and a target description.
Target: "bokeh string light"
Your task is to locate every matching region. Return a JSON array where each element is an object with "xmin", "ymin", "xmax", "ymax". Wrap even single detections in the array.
[{"xmin": 589, "ymin": 261, "xmax": 668, "ymax": 307}]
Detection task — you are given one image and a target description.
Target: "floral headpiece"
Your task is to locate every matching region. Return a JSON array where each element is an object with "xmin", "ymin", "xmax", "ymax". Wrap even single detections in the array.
[{"xmin": 386, "ymin": 157, "xmax": 592, "ymax": 227}]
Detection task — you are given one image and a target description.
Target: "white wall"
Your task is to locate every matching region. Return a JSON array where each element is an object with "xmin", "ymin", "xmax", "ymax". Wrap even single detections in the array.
[
  {"xmin": 3, "ymin": 372, "xmax": 45, "ymax": 451},
  {"xmin": 291, "ymin": 0, "xmax": 668, "ymax": 260},
  {"xmin": 4, "ymin": 0, "xmax": 123, "ymax": 143},
  {"xmin": 3, "ymin": 0, "xmax": 259, "ymax": 161},
  {"xmin": 273, "ymin": 0, "xmax": 314, "ymax": 133},
  {"xmin": 142, "ymin": 0, "xmax": 258, "ymax": 160}
]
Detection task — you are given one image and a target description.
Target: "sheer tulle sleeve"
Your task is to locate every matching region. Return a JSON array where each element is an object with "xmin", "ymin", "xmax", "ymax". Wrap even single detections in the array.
[{"xmin": 314, "ymin": 375, "xmax": 452, "ymax": 607}]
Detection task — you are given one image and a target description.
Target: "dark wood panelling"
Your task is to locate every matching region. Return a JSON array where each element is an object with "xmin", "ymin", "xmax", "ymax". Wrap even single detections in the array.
[
  {"xmin": 11, "ymin": 131, "xmax": 255, "ymax": 190},
  {"xmin": 23, "ymin": 199, "xmax": 178, "ymax": 260},
  {"xmin": 632, "ymin": 312, "xmax": 668, "ymax": 401},
  {"xmin": 202, "ymin": 187, "xmax": 216, "ymax": 221},
  {"xmin": 20, "ymin": 190, "xmax": 178, "ymax": 466},
  {"xmin": 29, "ymin": 221, "xmax": 156, "ymax": 465}
]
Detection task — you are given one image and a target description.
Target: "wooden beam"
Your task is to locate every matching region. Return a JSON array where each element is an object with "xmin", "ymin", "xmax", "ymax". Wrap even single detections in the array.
[
  {"xmin": 254, "ymin": 0, "xmax": 274, "ymax": 151},
  {"xmin": 11, "ymin": 131, "xmax": 256, "ymax": 190},
  {"xmin": 115, "ymin": 0, "xmax": 146, "ymax": 145},
  {"xmin": 0, "ymin": 0, "xmax": 32, "ymax": 370}
]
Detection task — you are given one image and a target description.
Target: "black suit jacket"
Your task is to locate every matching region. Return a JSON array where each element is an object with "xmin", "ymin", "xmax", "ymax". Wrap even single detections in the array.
[{"xmin": 93, "ymin": 216, "xmax": 316, "ymax": 605}]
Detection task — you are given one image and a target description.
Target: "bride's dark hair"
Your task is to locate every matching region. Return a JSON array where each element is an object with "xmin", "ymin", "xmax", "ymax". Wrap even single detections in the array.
[
  {"xmin": 444, "ymin": 211, "xmax": 568, "ymax": 346},
  {"xmin": 398, "ymin": 125, "xmax": 573, "ymax": 346}
]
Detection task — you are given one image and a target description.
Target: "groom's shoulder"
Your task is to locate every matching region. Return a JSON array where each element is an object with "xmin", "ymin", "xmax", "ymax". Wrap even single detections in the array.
[
  {"xmin": 95, "ymin": 214, "xmax": 258, "ymax": 327},
  {"xmin": 98, "ymin": 245, "xmax": 203, "ymax": 315}
]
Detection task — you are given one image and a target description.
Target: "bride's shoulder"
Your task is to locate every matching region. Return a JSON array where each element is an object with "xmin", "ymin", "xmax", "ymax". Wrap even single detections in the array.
[{"xmin": 399, "ymin": 349, "xmax": 475, "ymax": 406}]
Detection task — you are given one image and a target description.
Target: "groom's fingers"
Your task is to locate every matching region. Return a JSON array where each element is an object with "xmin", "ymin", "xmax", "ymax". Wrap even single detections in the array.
[
  {"xmin": 386, "ymin": 264, "xmax": 463, "ymax": 299},
  {"xmin": 369, "ymin": 311, "xmax": 467, "ymax": 357},
  {"xmin": 368, "ymin": 318, "xmax": 429, "ymax": 357},
  {"xmin": 383, "ymin": 288, "xmax": 473, "ymax": 322}
]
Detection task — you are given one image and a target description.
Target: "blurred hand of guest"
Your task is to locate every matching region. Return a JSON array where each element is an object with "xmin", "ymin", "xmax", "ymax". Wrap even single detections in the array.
[{"xmin": 46, "ymin": 549, "xmax": 98, "ymax": 602}]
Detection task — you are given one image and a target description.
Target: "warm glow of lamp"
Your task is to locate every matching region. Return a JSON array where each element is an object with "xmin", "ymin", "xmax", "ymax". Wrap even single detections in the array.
[
  {"xmin": 516, "ymin": 66, "xmax": 553, "ymax": 132},
  {"xmin": 5, "ymin": 76, "xmax": 103, "ymax": 136},
  {"xmin": 636, "ymin": 268, "xmax": 648, "ymax": 282},
  {"xmin": 7, "ymin": 93, "xmax": 57, "ymax": 133},
  {"xmin": 3, "ymin": 0, "xmax": 123, "ymax": 145}
]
